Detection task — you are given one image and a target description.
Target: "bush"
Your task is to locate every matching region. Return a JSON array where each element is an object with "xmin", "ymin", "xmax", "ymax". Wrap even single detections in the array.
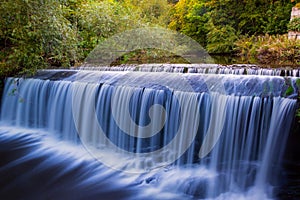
[
  {"xmin": 288, "ymin": 17, "xmax": 300, "ymax": 32},
  {"xmin": 235, "ymin": 34, "xmax": 300, "ymax": 64}
]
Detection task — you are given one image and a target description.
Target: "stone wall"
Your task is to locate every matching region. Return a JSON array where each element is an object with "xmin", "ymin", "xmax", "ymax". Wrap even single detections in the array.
[
  {"xmin": 291, "ymin": 6, "xmax": 300, "ymax": 20},
  {"xmin": 288, "ymin": 31, "xmax": 300, "ymax": 40},
  {"xmin": 289, "ymin": 7, "xmax": 300, "ymax": 40}
]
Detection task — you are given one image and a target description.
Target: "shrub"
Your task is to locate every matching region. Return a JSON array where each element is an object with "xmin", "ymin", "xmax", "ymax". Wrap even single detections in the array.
[
  {"xmin": 235, "ymin": 34, "xmax": 300, "ymax": 64},
  {"xmin": 288, "ymin": 17, "xmax": 300, "ymax": 32}
]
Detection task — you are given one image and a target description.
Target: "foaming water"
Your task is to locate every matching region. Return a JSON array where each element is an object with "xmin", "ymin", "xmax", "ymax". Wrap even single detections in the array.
[
  {"xmin": 0, "ymin": 70, "xmax": 298, "ymax": 199},
  {"xmin": 0, "ymin": 126, "xmax": 274, "ymax": 200},
  {"xmin": 0, "ymin": 126, "xmax": 137, "ymax": 200},
  {"xmin": 73, "ymin": 64, "xmax": 300, "ymax": 77}
]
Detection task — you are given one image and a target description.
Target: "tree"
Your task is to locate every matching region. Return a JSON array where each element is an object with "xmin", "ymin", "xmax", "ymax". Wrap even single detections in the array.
[
  {"xmin": 0, "ymin": 0, "xmax": 78, "ymax": 75},
  {"xmin": 169, "ymin": 0, "xmax": 295, "ymax": 53}
]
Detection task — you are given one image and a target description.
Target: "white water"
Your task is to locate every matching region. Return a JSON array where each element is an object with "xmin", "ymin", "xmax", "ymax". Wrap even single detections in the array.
[
  {"xmin": 73, "ymin": 64, "xmax": 300, "ymax": 77},
  {"xmin": 0, "ymin": 70, "xmax": 298, "ymax": 199}
]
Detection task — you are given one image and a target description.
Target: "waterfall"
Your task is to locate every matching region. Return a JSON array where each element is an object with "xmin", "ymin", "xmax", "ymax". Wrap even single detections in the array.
[
  {"xmin": 0, "ymin": 70, "xmax": 298, "ymax": 199},
  {"xmin": 72, "ymin": 64, "xmax": 300, "ymax": 77}
]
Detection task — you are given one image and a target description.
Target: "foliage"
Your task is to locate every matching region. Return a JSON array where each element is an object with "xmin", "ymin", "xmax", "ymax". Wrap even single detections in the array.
[
  {"xmin": 288, "ymin": 17, "xmax": 300, "ymax": 32},
  {"xmin": 0, "ymin": 0, "xmax": 299, "ymax": 77},
  {"xmin": 0, "ymin": 0, "xmax": 78, "ymax": 76},
  {"xmin": 112, "ymin": 49, "xmax": 188, "ymax": 65},
  {"xmin": 266, "ymin": 2, "xmax": 293, "ymax": 34},
  {"xmin": 296, "ymin": 79, "xmax": 300, "ymax": 122},
  {"xmin": 0, "ymin": 0, "xmax": 175, "ymax": 76},
  {"xmin": 169, "ymin": 0, "xmax": 295, "ymax": 54},
  {"xmin": 169, "ymin": 0, "xmax": 210, "ymax": 47},
  {"xmin": 76, "ymin": 0, "xmax": 142, "ymax": 58},
  {"xmin": 235, "ymin": 34, "xmax": 300, "ymax": 64},
  {"xmin": 206, "ymin": 23, "xmax": 239, "ymax": 53},
  {"xmin": 124, "ymin": 0, "xmax": 171, "ymax": 26}
]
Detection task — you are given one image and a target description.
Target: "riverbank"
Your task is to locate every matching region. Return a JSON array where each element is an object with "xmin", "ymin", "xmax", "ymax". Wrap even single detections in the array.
[
  {"xmin": 108, "ymin": 47, "xmax": 300, "ymax": 68},
  {"xmin": 235, "ymin": 34, "xmax": 300, "ymax": 65}
]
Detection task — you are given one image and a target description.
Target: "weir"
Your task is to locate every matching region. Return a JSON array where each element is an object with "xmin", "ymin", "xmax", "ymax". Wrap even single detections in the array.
[
  {"xmin": 74, "ymin": 64, "xmax": 300, "ymax": 77},
  {"xmin": 0, "ymin": 69, "xmax": 299, "ymax": 199}
]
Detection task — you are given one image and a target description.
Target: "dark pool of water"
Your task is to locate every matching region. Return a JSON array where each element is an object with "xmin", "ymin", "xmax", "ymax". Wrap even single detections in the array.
[{"xmin": 275, "ymin": 121, "xmax": 300, "ymax": 200}]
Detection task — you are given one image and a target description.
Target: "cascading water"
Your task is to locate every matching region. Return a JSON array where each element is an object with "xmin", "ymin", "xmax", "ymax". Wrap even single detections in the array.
[
  {"xmin": 73, "ymin": 64, "xmax": 300, "ymax": 77},
  {"xmin": 0, "ymin": 69, "xmax": 298, "ymax": 199}
]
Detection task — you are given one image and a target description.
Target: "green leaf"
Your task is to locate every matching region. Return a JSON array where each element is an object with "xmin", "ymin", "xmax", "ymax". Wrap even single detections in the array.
[
  {"xmin": 296, "ymin": 78, "xmax": 300, "ymax": 88},
  {"xmin": 285, "ymin": 86, "xmax": 294, "ymax": 96}
]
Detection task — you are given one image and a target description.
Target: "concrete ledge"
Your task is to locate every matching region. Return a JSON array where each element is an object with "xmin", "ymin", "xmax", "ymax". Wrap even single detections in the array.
[
  {"xmin": 291, "ymin": 7, "xmax": 300, "ymax": 20},
  {"xmin": 288, "ymin": 31, "xmax": 300, "ymax": 40}
]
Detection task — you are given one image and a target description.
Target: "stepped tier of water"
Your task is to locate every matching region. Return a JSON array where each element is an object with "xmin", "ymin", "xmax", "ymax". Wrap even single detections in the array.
[{"xmin": 72, "ymin": 64, "xmax": 300, "ymax": 77}]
